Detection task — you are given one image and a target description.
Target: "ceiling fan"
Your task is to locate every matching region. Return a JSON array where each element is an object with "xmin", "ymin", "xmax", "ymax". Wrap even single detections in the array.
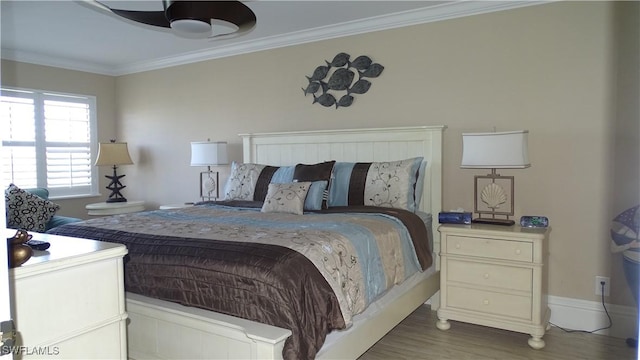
[{"xmin": 85, "ymin": 1, "xmax": 256, "ymax": 39}]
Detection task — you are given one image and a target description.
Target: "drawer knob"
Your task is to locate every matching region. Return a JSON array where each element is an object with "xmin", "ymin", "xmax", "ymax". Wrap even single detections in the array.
[
  {"xmin": 483, "ymin": 299, "xmax": 490, "ymax": 305},
  {"xmin": 483, "ymin": 273, "xmax": 490, "ymax": 279},
  {"xmin": 455, "ymin": 243, "xmax": 461, "ymax": 249},
  {"xmin": 515, "ymin": 249, "xmax": 521, "ymax": 255}
]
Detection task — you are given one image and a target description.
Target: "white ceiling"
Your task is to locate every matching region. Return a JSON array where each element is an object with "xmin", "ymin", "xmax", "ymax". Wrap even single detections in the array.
[{"xmin": 1, "ymin": 1, "xmax": 542, "ymax": 76}]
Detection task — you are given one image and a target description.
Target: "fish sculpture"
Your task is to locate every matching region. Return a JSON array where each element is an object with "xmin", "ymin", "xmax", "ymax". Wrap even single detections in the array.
[
  {"xmin": 328, "ymin": 69, "xmax": 355, "ymax": 91},
  {"xmin": 302, "ymin": 81, "xmax": 321, "ymax": 95},
  {"xmin": 308, "ymin": 65, "xmax": 330, "ymax": 81},
  {"xmin": 313, "ymin": 93, "xmax": 337, "ymax": 107},
  {"xmin": 360, "ymin": 63, "xmax": 384, "ymax": 78},
  {"xmin": 350, "ymin": 55, "xmax": 373, "ymax": 71},
  {"xmin": 337, "ymin": 95, "xmax": 354, "ymax": 108},
  {"xmin": 348, "ymin": 79, "xmax": 371, "ymax": 95},
  {"xmin": 302, "ymin": 52, "xmax": 384, "ymax": 108},
  {"xmin": 330, "ymin": 52, "xmax": 351, "ymax": 67}
]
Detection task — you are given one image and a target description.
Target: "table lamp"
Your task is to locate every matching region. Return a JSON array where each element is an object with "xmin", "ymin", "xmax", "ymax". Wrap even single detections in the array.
[
  {"xmin": 461, "ymin": 130, "xmax": 530, "ymax": 225},
  {"xmin": 190, "ymin": 141, "xmax": 228, "ymax": 200},
  {"xmin": 95, "ymin": 140, "xmax": 133, "ymax": 203}
]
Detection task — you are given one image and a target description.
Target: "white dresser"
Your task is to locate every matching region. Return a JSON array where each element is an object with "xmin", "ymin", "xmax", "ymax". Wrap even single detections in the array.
[
  {"xmin": 9, "ymin": 232, "xmax": 128, "ymax": 359},
  {"xmin": 436, "ymin": 224, "xmax": 550, "ymax": 349}
]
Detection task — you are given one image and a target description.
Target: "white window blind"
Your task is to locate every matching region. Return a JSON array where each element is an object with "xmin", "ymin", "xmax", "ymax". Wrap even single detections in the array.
[{"xmin": 1, "ymin": 88, "xmax": 98, "ymax": 198}]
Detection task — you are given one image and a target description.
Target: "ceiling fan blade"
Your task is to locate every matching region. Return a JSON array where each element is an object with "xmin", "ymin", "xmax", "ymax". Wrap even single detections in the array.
[
  {"xmin": 166, "ymin": 1, "xmax": 256, "ymax": 30},
  {"xmin": 109, "ymin": 9, "xmax": 170, "ymax": 28},
  {"xmin": 88, "ymin": 0, "xmax": 255, "ymax": 37}
]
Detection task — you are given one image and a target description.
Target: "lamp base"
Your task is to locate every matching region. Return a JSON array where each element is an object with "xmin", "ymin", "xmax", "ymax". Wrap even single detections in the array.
[
  {"xmin": 105, "ymin": 165, "xmax": 128, "ymax": 203},
  {"xmin": 472, "ymin": 218, "xmax": 515, "ymax": 226}
]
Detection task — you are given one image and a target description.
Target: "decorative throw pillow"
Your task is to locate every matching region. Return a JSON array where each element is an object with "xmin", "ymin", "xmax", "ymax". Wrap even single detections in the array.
[
  {"xmin": 270, "ymin": 166, "xmax": 295, "ymax": 184},
  {"xmin": 5, "ymin": 183, "xmax": 60, "ymax": 232},
  {"xmin": 293, "ymin": 161, "xmax": 336, "ymax": 209},
  {"xmin": 414, "ymin": 160, "xmax": 428, "ymax": 210},
  {"xmin": 223, "ymin": 162, "xmax": 280, "ymax": 201},
  {"xmin": 328, "ymin": 157, "xmax": 423, "ymax": 212},
  {"xmin": 261, "ymin": 182, "xmax": 312, "ymax": 215},
  {"xmin": 303, "ymin": 180, "xmax": 328, "ymax": 211}
]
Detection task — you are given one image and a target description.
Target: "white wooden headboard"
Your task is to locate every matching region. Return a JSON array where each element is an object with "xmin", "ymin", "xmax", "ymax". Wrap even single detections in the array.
[{"xmin": 240, "ymin": 125, "xmax": 446, "ymax": 258}]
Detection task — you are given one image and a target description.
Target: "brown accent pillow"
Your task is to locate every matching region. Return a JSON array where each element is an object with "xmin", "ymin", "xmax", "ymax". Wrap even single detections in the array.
[
  {"xmin": 293, "ymin": 161, "xmax": 336, "ymax": 209},
  {"xmin": 293, "ymin": 161, "xmax": 335, "ymax": 182}
]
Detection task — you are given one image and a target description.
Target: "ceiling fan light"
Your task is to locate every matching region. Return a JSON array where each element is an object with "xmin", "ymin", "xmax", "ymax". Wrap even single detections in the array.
[{"xmin": 170, "ymin": 19, "xmax": 211, "ymax": 34}]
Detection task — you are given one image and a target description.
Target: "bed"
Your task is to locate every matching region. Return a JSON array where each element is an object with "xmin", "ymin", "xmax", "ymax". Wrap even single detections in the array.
[{"xmin": 50, "ymin": 125, "xmax": 445, "ymax": 360}]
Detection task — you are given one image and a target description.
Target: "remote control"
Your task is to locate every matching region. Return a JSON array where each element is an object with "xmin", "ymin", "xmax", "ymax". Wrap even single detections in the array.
[{"xmin": 26, "ymin": 239, "xmax": 51, "ymax": 251}]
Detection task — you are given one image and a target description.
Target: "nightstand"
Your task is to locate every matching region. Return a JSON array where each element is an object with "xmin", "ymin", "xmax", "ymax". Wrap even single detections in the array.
[
  {"xmin": 86, "ymin": 200, "xmax": 145, "ymax": 216},
  {"xmin": 436, "ymin": 223, "xmax": 550, "ymax": 349}
]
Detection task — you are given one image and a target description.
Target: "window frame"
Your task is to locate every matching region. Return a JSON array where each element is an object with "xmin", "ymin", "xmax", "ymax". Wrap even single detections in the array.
[{"xmin": 1, "ymin": 86, "xmax": 99, "ymax": 199}]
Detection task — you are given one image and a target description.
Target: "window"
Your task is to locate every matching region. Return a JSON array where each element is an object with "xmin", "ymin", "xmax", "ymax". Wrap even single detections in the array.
[{"xmin": 1, "ymin": 87, "xmax": 98, "ymax": 198}]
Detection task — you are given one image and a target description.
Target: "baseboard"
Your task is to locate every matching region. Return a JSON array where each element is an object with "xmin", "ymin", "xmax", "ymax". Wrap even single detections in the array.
[{"xmin": 548, "ymin": 295, "xmax": 638, "ymax": 339}]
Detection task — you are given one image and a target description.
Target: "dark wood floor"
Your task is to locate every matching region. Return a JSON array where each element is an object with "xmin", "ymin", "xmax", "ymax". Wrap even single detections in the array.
[{"xmin": 359, "ymin": 305, "xmax": 637, "ymax": 360}]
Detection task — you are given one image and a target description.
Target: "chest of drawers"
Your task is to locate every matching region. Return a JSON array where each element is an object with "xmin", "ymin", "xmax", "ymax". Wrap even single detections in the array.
[
  {"xmin": 10, "ymin": 233, "xmax": 128, "ymax": 359},
  {"xmin": 436, "ymin": 224, "xmax": 550, "ymax": 349}
]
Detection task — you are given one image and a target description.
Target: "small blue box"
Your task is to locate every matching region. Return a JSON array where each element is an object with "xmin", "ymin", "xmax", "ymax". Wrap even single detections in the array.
[
  {"xmin": 438, "ymin": 212, "xmax": 472, "ymax": 224},
  {"xmin": 520, "ymin": 216, "xmax": 549, "ymax": 228}
]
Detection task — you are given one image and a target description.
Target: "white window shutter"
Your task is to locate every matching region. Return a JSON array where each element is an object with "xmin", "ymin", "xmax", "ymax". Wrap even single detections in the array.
[{"xmin": 1, "ymin": 88, "xmax": 98, "ymax": 198}]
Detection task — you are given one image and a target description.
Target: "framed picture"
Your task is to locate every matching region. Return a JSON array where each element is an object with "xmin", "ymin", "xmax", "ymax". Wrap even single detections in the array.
[
  {"xmin": 200, "ymin": 171, "xmax": 220, "ymax": 200},
  {"xmin": 473, "ymin": 175, "xmax": 514, "ymax": 217}
]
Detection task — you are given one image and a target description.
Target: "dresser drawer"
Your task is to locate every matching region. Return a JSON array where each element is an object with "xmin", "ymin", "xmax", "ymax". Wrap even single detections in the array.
[
  {"xmin": 447, "ymin": 259, "xmax": 533, "ymax": 292},
  {"xmin": 447, "ymin": 285, "xmax": 532, "ymax": 320},
  {"xmin": 446, "ymin": 235, "xmax": 533, "ymax": 262},
  {"xmin": 13, "ymin": 258, "xmax": 123, "ymax": 346}
]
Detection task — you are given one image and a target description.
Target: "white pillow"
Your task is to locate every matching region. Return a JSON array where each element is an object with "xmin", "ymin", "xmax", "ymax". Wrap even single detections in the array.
[{"xmin": 261, "ymin": 182, "xmax": 312, "ymax": 215}]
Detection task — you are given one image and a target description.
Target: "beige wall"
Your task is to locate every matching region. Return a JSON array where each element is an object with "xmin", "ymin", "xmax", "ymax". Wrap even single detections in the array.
[
  {"xmin": 0, "ymin": 60, "xmax": 118, "ymax": 220},
  {"xmin": 2, "ymin": 2, "xmax": 638, "ymax": 308}
]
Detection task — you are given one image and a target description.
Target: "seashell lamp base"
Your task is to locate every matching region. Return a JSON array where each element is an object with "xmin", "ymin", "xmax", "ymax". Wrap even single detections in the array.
[{"xmin": 472, "ymin": 170, "xmax": 516, "ymax": 225}]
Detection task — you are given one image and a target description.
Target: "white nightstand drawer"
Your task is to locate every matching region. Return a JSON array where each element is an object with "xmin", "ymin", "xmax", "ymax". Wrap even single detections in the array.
[
  {"xmin": 447, "ymin": 259, "xmax": 533, "ymax": 292},
  {"xmin": 447, "ymin": 285, "xmax": 532, "ymax": 320},
  {"xmin": 446, "ymin": 235, "xmax": 533, "ymax": 262}
]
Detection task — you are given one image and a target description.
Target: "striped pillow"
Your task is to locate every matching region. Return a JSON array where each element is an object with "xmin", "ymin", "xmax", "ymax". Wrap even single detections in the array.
[
  {"xmin": 223, "ymin": 162, "xmax": 280, "ymax": 201},
  {"xmin": 328, "ymin": 157, "xmax": 424, "ymax": 212},
  {"xmin": 223, "ymin": 162, "xmax": 332, "ymax": 207}
]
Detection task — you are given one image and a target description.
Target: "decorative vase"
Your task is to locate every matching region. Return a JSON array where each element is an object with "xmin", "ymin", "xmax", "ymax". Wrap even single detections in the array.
[{"xmin": 8, "ymin": 230, "xmax": 33, "ymax": 268}]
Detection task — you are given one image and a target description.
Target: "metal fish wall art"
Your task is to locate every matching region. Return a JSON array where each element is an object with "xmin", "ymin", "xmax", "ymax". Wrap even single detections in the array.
[{"xmin": 301, "ymin": 52, "xmax": 384, "ymax": 108}]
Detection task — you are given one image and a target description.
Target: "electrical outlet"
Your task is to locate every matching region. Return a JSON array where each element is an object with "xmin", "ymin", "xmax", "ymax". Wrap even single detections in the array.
[{"xmin": 595, "ymin": 276, "xmax": 610, "ymax": 296}]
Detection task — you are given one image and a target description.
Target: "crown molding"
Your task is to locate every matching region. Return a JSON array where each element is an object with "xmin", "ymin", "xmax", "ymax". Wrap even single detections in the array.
[
  {"xmin": 1, "ymin": 49, "xmax": 118, "ymax": 76},
  {"xmin": 2, "ymin": 1, "xmax": 547, "ymax": 76}
]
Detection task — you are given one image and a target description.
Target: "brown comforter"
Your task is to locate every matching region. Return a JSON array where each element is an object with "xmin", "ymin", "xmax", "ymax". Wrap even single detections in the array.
[{"xmin": 48, "ymin": 203, "xmax": 430, "ymax": 359}]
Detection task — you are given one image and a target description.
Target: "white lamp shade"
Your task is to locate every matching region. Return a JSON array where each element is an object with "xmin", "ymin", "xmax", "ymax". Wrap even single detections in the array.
[
  {"xmin": 461, "ymin": 130, "xmax": 530, "ymax": 169},
  {"xmin": 95, "ymin": 142, "xmax": 133, "ymax": 166},
  {"xmin": 190, "ymin": 141, "xmax": 228, "ymax": 166}
]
